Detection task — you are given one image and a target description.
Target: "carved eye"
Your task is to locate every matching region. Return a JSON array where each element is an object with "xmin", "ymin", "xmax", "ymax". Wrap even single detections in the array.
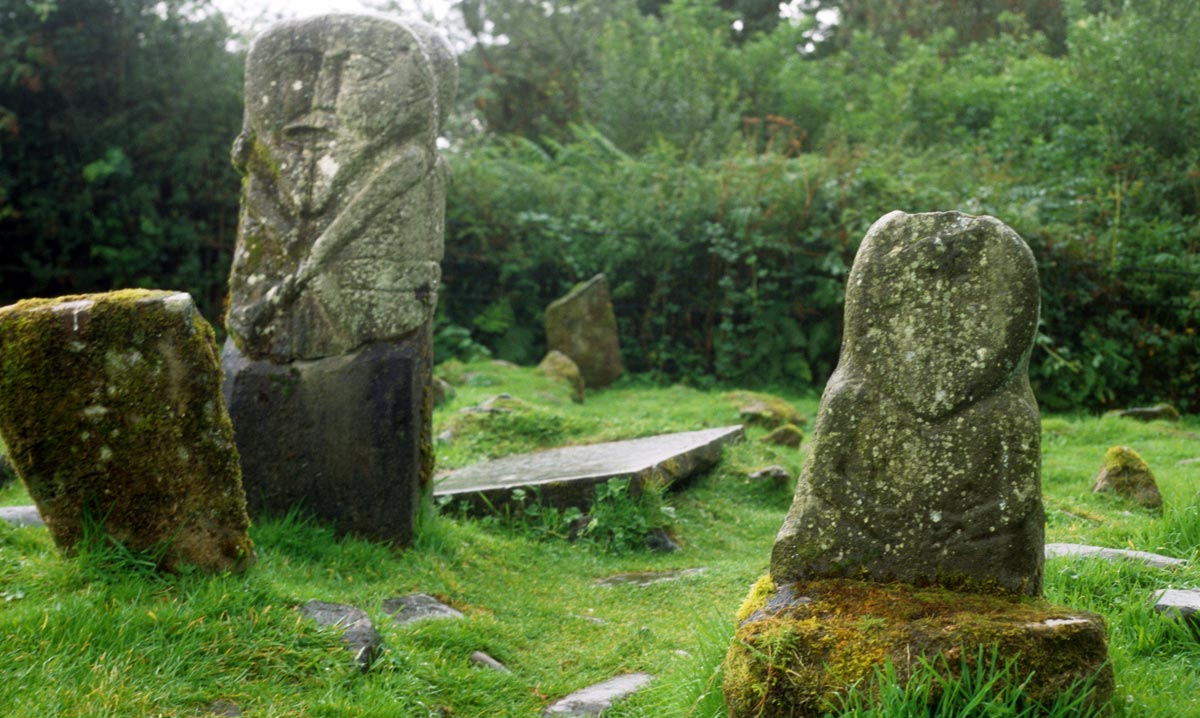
[{"xmin": 343, "ymin": 53, "xmax": 389, "ymax": 82}]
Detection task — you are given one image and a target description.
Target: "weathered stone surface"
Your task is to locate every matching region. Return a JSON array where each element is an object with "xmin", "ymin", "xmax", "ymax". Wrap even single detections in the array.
[
  {"xmin": 226, "ymin": 14, "xmax": 456, "ymax": 362},
  {"xmin": 594, "ymin": 568, "xmax": 705, "ymax": 588},
  {"xmin": 470, "ymin": 650, "xmax": 511, "ymax": 672},
  {"xmin": 434, "ymin": 425, "xmax": 743, "ymax": 512},
  {"xmin": 538, "ymin": 350, "xmax": 586, "ymax": 403},
  {"xmin": 725, "ymin": 390, "xmax": 806, "ymax": 428},
  {"xmin": 383, "ymin": 593, "xmax": 463, "ymax": 625},
  {"xmin": 1045, "ymin": 542, "xmax": 1187, "ymax": 569},
  {"xmin": 0, "ymin": 505, "xmax": 43, "ymax": 528},
  {"xmin": 0, "ymin": 290, "xmax": 254, "ymax": 573},
  {"xmin": 748, "ymin": 465, "xmax": 791, "ymax": 487},
  {"xmin": 1116, "ymin": 404, "xmax": 1180, "ymax": 422},
  {"xmin": 772, "ymin": 211, "xmax": 1044, "ymax": 595},
  {"xmin": 545, "ymin": 275, "xmax": 623, "ymax": 389},
  {"xmin": 1152, "ymin": 588, "xmax": 1200, "ymax": 622},
  {"xmin": 760, "ymin": 424, "xmax": 803, "ymax": 448},
  {"xmin": 1092, "ymin": 446, "xmax": 1162, "ymax": 509},
  {"xmin": 726, "ymin": 578, "xmax": 1113, "ymax": 718},
  {"xmin": 543, "ymin": 673, "xmax": 654, "ymax": 717},
  {"xmin": 298, "ymin": 600, "xmax": 381, "ymax": 672},
  {"xmin": 222, "ymin": 334, "xmax": 430, "ymax": 544},
  {"xmin": 205, "ymin": 699, "xmax": 243, "ymax": 717}
]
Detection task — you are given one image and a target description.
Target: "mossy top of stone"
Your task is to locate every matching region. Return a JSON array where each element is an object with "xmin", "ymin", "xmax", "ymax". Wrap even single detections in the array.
[
  {"xmin": 771, "ymin": 211, "xmax": 1044, "ymax": 596},
  {"xmin": 761, "ymin": 423, "xmax": 804, "ymax": 448},
  {"xmin": 725, "ymin": 390, "xmax": 806, "ymax": 428},
  {"xmin": 1093, "ymin": 445, "xmax": 1161, "ymax": 509},
  {"xmin": 0, "ymin": 290, "xmax": 253, "ymax": 573}
]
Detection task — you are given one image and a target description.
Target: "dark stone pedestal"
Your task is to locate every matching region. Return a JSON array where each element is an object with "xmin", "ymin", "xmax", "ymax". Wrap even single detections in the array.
[{"xmin": 222, "ymin": 331, "xmax": 432, "ymax": 545}]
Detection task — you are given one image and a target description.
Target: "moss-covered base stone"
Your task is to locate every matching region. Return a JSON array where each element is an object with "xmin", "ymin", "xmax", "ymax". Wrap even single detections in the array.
[
  {"xmin": 0, "ymin": 290, "xmax": 254, "ymax": 573},
  {"xmin": 544, "ymin": 274, "xmax": 623, "ymax": 389},
  {"xmin": 725, "ymin": 391, "xmax": 807, "ymax": 429},
  {"xmin": 1092, "ymin": 445, "xmax": 1162, "ymax": 509},
  {"xmin": 221, "ymin": 329, "xmax": 432, "ymax": 545},
  {"xmin": 537, "ymin": 350, "xmax": 585, "ymax": 403},
  {"xmin": 725, "ymin": 577, "xmax": 1113, "ymax": 718}
]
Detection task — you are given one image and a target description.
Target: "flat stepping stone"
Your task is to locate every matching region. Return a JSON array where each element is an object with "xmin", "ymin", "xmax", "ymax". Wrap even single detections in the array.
[
  {"xmin": 383, "ymin": 593, "xmax": 464, "ymax": 625},
  {"xmin": 1152, "ymin": 589, "xmax": 1200, "ymax": 622},
  {"xmin": 1045, "ymin": 542, "xmax": 1188, "ymax": 570},
  {"xmin": 594, "ymin": 568, "xmax": 705, "ymax": 588},
  {"xmin": 543, "ymin": 673, "xmax": 654, "ymax": 717},
  {"xmin": 297, "ymin": 600, "xmax": 380, "ymax": 673},
  {"xmin": 0, "ymin": 505, "xmax": 44, "ymax": 528},
  {"xmin": 470, "ymin": 650, "xmax": 511, "ymax": 672},
  {"xmin": 434, "ymin": 425, "xmax": 743, "ymax": 511}
]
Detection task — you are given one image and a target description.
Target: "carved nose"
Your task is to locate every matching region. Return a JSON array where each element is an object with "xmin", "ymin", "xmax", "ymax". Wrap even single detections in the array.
[{"xmin": 312, "ymin": 57, "xmax": 342, "ymax": 111}]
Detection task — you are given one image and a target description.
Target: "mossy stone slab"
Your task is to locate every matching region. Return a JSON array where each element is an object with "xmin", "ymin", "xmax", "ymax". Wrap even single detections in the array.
[
  {"xmin": 725, "ymin": 578, "xmax": 1113, "ymax": 718},
  {"xmin": 0, "ymin": 290, "xmax": 253, "ymax": 573},
  {"xmin": 772, "ymin": 211, "xmax": 1044, "ymax": 595},
  {"xmin": 434, "ymin": 425, "xmax": 743, "ymax": 512},
  {"xmin": 544, "ymin": 274, "xmax": 623, "ymax": 389}
]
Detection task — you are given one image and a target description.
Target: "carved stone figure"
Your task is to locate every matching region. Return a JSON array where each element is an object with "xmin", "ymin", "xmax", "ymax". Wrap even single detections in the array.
[
  {"xmin": 222, "ymin": 15, "xmax": 455, "ymax": 544},
  {"xmin": 226, "ymin": 14, "xmax": 456, "ymax": 362},
  {"xmin": 771, "ymin": 211, "xmax": 1045, "ymax": 595}
]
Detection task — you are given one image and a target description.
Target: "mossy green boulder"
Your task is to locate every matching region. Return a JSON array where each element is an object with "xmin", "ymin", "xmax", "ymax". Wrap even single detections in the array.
[
  {"xmin": 0, "ymin": 290, "xmax": 253, "ymax": 573},
  {"xmin": 537, "ymin": 350, "xmax": 586, "ymax": 403},
  {"xmin": 1092, "ymin": 445, "xmax": 1162, "ymax": 509},
  {"xmin": 725, "ymin": 578, "xmax": 1113, "ymax": 718},
  {"xmin": 725, "ymin": 390, "xmax": 806, "ymax": 429},
  {"xmin": 545, "ymin": 274, "xmax": 623, "ymax": 389}
]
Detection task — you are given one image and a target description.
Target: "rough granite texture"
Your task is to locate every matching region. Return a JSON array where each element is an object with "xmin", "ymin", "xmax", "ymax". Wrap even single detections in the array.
[
  {"xmin": 0, "ymin": 290, "xmax": 254, "ymax": 573},
  {"xmin": 544, "ymin": 274, "xmax": 623, "ymax": 389},
  {"xmin": 226, "ymin": 14, "xmax": 457, "ymax": 362},
  {"xmin": 771, "ymin": 211, "xmax": 1044, "ymax": 596}
]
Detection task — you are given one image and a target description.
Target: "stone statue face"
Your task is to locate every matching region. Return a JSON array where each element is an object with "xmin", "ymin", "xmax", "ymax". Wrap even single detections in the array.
[
  {"xmin": 844, "ymin": 212, "xmax": 1040, "ymax": 419},
  {"xmin": 244, "ymin": 16, "xmax": 435, "ymax": 215}
]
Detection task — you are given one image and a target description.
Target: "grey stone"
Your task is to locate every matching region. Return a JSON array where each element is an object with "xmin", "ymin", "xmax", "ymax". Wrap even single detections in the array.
[
  {"xmin": 298, "ymin": 600, "xmax": 381, "ymax": 672},
  {"xmin": 545, "ymin": 275, "xmax": 623, "ymax": 389},
  {"xmin": 227, "ymin": 14, "xmax": 456, "ymax": 362},
  {"xmin": 1116, "ymin": 404, "xmax": 1180, "ymax": 422},
  {"xmin": 1152, "ymin": 588, "xmax": 1200, "ymax": 622},
  {"xmin": 760, "ymin": 424, "xmax": 803, "ymax": 448},
  {"xmin": 206, "ymin": 699, "xmax": 243, "ymax": 717},
  {"xmin": 383, "ymin": 593, "xmax": 463, "ymax": 625},
  {"xmin": 748, "ymin": 465, "xmax": 791, "ymax": 486},
  {"xmin": 1092, "ymin": 446, "xmax": 1162, "ymax": 509},
  {"xmin": 645, "ymin": 527, "xmax": 681, "ymax": 553},
  {"xmin": 538, "ymin": 350, "xmax": 586, "ymax": 403},
  {"xmin": 1045, "ymin": 543, "xmax": 1188, "ymax": 570},
  {"xmin": 594, "ymin": 568, "xmax": 704, "ymax": 587},
  {"xmin": 771, "ymin": 211, "xmax": 1044, "ymax": 596},
  {"xmin": 470, "ymin": 650, "xmax": 510, "ymax": 672},
  {"xmin": 0, "ymin": 291, "xmax": 254, "ymax": 573},
  {"xmin": 543, "ymin": 673, "xmax": 654, "ymax": 717},
  {"xmin": 222, "ymin": 336, "xmax": 429, "ymax": 544},
  {"xmin": 434, "ymin": 426, "xmax": 743, "ymax": 512},
  {"xmin": 0, "ymin": 505, "xmax": 43, "ymax": 528}
]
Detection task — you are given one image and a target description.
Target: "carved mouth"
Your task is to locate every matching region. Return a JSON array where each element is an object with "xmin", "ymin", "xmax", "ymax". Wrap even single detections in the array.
[{"xmin": 283, "ymin": 111, "xmax": 337, "ymax": 143}]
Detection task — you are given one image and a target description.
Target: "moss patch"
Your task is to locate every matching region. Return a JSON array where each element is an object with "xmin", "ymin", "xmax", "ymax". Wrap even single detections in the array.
[
  {"xmin": 724, "ymin": 391, "xmax": 806, "ymax": 429},
  {"xmin": 724, "ymin": 578, "xmax": 1113, "ymax": 718},
  {"xmin": 1092, "ymin": 445, "xmax": 1162, "ymax": 509},
  {"xmin": 0, "ymin": 290, "xmax": 253, "ymax": 573}
]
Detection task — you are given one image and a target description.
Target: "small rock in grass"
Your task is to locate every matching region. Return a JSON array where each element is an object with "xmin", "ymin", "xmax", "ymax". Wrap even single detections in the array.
[
  {"xmin": 1045, "ymin": 543, "xmax": 1187, "ymax": 570},
  {"xmin": 748, "ymin": 465, "xmax": 791, "ymax": 487},
  {"xmin": 298, "ymin": 600, "xmax": 381, "ymax": 673},
  {"xmin": 725, "ymin": 391, "xmax": 806, "ymax": 429},
  {"xmin": 646, "ymin": 528, "xmax": 681, "ymax": 553},
  {"xmin": 760, "ymin": 424, "xmax": 803, "ymax": 448},
  {"xmin": 1114, "ymin": 404, "xmax": 1181, "ymax": 422},
  {"xmin": 1152, "ymin": 588, "xmax": 1200, "ymax": 623},
  {"xmin": 384, "ymin": 593, "xmax": 464, "ymax": 625},
  {"xmin": 543, "ymin": 673, "xmax": 654, "ymax": 717},
  {"xmin": 1092, "ymin": 446, "xmax": 1162, "ymax": 509},
  {"xmin": 470, "ymin": 650, "xmax": 511, "ymax": 672},
  {"xmin": 205, "ymin": 699, "xmax": 243, "ymax": 717},
  {"xmin": 538, "ymin": 350, "xmax": 586, "ymax": 403}
]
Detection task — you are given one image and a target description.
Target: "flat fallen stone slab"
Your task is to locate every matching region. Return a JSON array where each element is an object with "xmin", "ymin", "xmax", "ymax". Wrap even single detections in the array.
[
  {"xmin": 383, "ymin": 593, "xmax": 464, "ymax": 625},
  {"xmin": 434, "ymin": 426, "xmax": 743, "ymax": 511},
  {"xmin": 594, "ymin": 568, "xmax": 706, "ymax": 588},
  {"xmin": 543, "ymin": 673, "xmax": 654, "ymax": 717},
  {"xmin": 297, "ymin": 600, "xmax": 380, "ymax": 673},
  {"xmin": 1045, "ymin": 543, "xmax": 1188, "ymax": 570},
  {"xmin": 0, "ymin": 505, "xmax": 44, "ymax": 528},
  {"xmin": 1153, "ymin": 589, "xmax": 1200, "ymax": 622}
]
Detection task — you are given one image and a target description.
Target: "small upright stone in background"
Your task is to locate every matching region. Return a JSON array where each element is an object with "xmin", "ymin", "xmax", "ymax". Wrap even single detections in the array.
[
  {"xmin": 0, "ymin": 290, "xmax": 254, "ymax": 573},
  {"xmin": 537, "ymin": 349, "xmax": 586, "ymax": 403},
  {"xmin": 1092, "ymin": 446, "xmax": 1162, "ymax": 509},
  {"xmin": 222, "ymin": 14, "xmax": 457, "ymax": 544},
  {"xmin": 545, "ymin": 275, "xmax": 623, "ymax": 389}
]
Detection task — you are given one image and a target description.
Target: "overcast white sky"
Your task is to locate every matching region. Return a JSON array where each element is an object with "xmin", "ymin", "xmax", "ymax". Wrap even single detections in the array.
[{"xmin": 212, "ymin": 0, "xmax": 454, "ymax": 34}]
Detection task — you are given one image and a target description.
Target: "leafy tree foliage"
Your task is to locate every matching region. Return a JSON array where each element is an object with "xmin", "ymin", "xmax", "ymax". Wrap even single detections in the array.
[{"xmin": 0, "ymin": 0, "xmax": 243, "ymax": 320}]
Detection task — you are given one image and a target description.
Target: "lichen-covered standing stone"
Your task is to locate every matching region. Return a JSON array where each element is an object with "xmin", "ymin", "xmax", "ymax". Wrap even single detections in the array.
[
  {"xmin": 772, "ymin": 211, "xmax": 1045, "ymax": 595},
  {"xmin": 545, "ymin": 274, "xmax": 623, "ymax": 389},
  {"xmin": 0, "ymin": 290, "xmax": 253, "ymax": 573},
  {"xmin": 1092, "ymin": 445, "xmax": 1162, "ymax": 509},
  {"xmin": 222, "ymin": 14, "xmax": 455, "ymax": 544}
]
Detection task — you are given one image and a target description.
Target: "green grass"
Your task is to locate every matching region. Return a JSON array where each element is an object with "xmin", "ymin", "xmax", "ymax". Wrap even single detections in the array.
[{"xmin": 0, "ymin": 360, "xmax": 1198, "ymax": 717}]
